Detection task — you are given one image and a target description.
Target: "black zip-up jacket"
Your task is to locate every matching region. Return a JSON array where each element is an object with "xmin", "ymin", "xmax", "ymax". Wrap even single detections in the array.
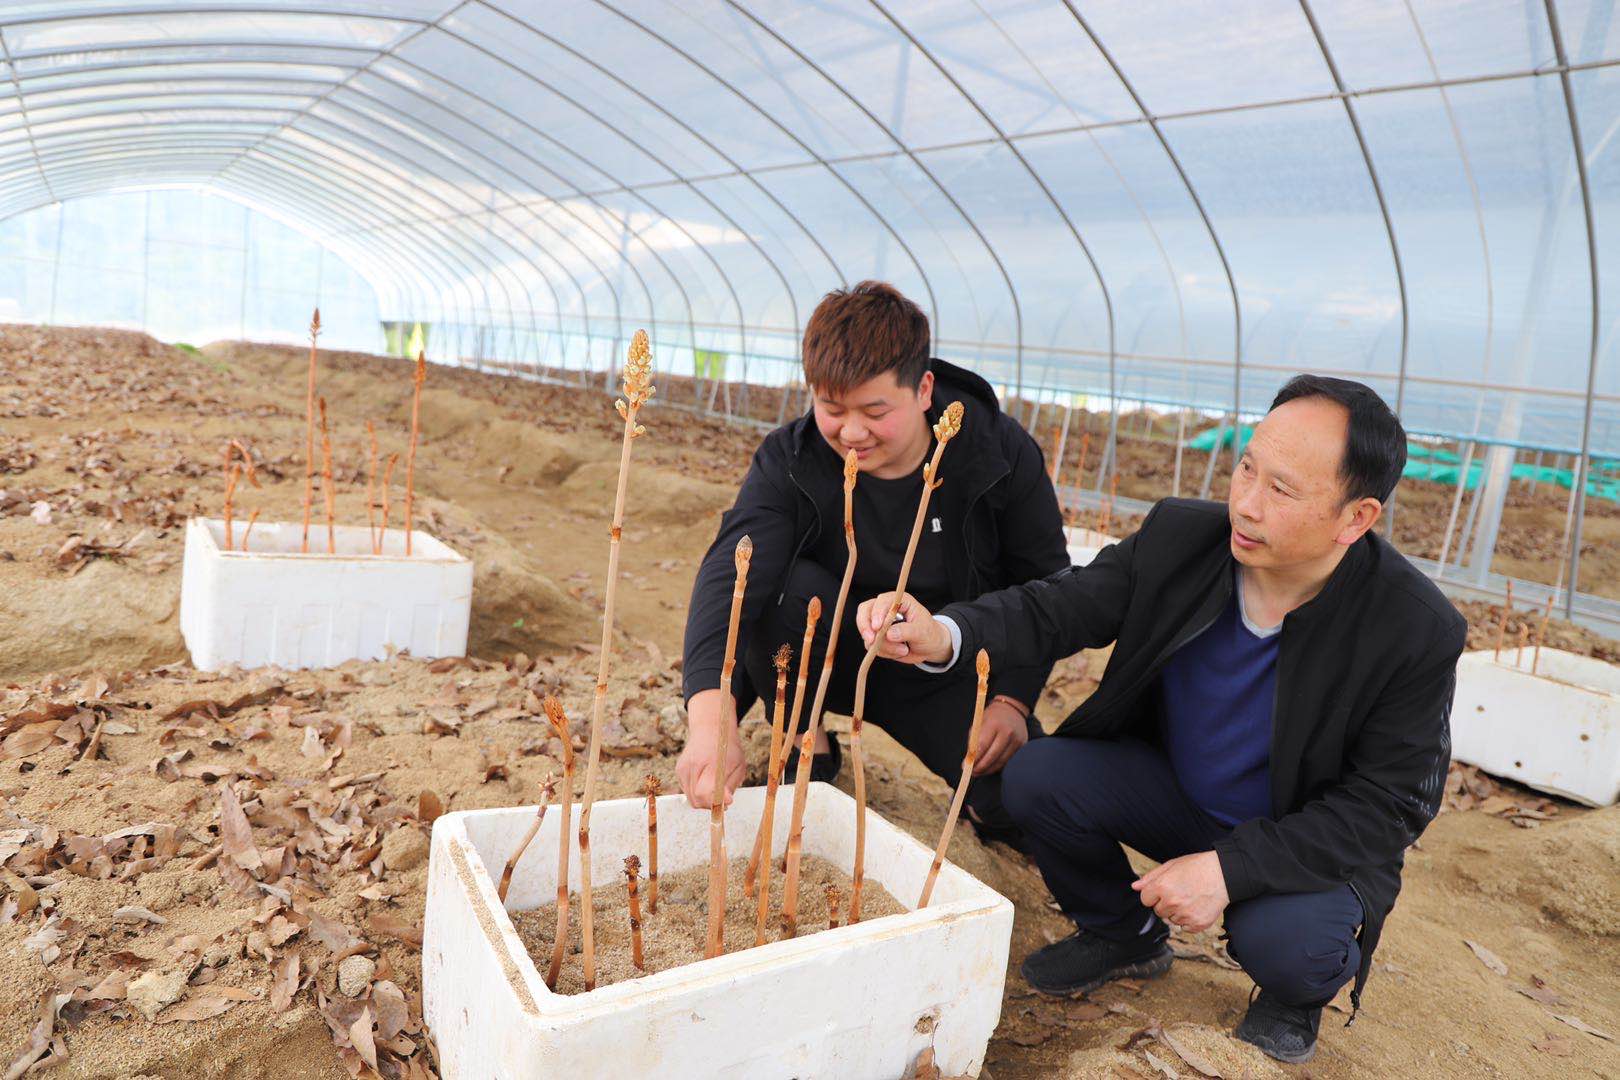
[
  {"xmin": 682, "ymin": 358, "xmax": 1069, "ymax": 708},
  {"xmin": 936, "ymin": 497, "xmax": 1467, "ymax": 1010}
]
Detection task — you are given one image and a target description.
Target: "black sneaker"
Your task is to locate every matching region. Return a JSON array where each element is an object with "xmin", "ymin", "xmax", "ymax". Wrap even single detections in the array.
[
  {"xmin": 1019, "ymin": 927, "xmax": 1173, "ymax": 997},
  {"xmin": 1235, "ymin": 989, "xmax": 1322, "ymax": 1064},
  {"xmin": 782, "ymin": 732, "xmax": 841, "ymax": 783}
]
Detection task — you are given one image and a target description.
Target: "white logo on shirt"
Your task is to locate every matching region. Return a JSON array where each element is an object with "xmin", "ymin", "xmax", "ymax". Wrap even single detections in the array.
[{"xmin": 931, "ymin": 517, "xmax": 942, "ymax": 533}]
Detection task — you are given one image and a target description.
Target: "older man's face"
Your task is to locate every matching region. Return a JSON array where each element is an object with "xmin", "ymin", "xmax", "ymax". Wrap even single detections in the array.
[{"xmin": 1226, "ymin": 396, "xmax": 1379, "ymax": 571}]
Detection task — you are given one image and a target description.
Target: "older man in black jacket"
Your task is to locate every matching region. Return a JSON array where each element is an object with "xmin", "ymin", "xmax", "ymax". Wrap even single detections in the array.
[
  {"xmin": 676, "ymin": 281, "xmax": 1069, "ymax": 845},
  {"xmin": 858, "ymin": 376, "xmax": 1466, "ymax": 1064}
]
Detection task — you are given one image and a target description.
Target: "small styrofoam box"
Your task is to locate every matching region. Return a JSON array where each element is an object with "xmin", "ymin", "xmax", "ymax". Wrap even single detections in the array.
[
  {"xmin": 179, "ymin": 517, "xmax": 472, "ymax": 672},
  {"xmin": 423, "ymin": 783, "xmax": 1013, "ymax": 1079},
  {"xmin": 1065, "ymin": 524, "xmax": 1119, "ymax": 567},
  {"xmin": 1452, "ymin": 648, "xmax": 1620, "ymax": 806}
]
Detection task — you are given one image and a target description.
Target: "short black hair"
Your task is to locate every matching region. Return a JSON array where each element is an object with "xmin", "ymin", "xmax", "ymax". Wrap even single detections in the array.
[{"xmin": 1268, "ymin": 374, "xmax": 1406, "ymax": 504}]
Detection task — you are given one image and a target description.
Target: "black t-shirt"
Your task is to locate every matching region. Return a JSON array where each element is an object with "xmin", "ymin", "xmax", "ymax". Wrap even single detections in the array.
[{"xmin": 813, "ymin": 436, "xmax": 952, "ymax": 614}]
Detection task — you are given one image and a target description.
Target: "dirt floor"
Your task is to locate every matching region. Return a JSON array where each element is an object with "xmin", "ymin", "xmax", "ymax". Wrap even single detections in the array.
[{"xmin": 1, "ymin": 325, "xmax": 1617, "ymax": 1078}]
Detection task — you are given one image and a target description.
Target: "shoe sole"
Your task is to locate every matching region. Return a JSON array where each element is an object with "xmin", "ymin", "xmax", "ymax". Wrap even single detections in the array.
[
  {"xmin": 1020, "ymin": 947, "xmax": 1173, "ymax": 998},
  {"xmin": 1234, "ymin": 1028, "xmax": 1317, "ymax": 1065}
]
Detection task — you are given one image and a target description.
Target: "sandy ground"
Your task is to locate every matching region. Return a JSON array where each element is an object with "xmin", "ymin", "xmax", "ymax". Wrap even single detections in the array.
[{"xmin": 1, "ymin": 325, "xmax": 1617, "ymax": 1078}]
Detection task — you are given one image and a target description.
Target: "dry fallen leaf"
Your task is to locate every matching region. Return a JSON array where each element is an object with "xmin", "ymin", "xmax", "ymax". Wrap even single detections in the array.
[
  {"xmin": 1465, "ymin": 939, "xmax": 1507, "ymax": 977},
  {"xmin": 1157, "ymin": 1028, "xmax": 1222, "ymax": 1078},
  {"xmin": 418, "ymin": 790, "xmax": 443, "ymax": 824},
  {"xmin": 367, "ymin": 913, "xmax": 423, "ymax": 948},
  {"xmin": 270, "ymin": 953, "xmax": 300, "ymax": 1013},
  {"xmin": 219, "ymin": 783, "xmax": 264, "ymax": 876},
  {"xmin": 1532, "ymin": 1035, "xmax": 1574, "ymax": 1056},
  {"xmin": 1553, "ymin": 1014, "xmax": 1614, "ymax": 1040},
  {"xmin": 155, "ymin": 991, "xmax": 242, "ymax": 1023}
]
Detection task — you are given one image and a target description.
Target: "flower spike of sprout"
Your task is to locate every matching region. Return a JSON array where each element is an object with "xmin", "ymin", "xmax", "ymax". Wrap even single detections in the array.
[
  {"xmin": 848, "ymin": 401, "xmax": 964, "ymax": 921},
  {"xmin": 782, "ymin": 449, "xmax": 859, "ymax": 936},
  {"xmin": 577, "ymin": 331, "xmax": 655, "ymax": 991},
  {"xmin": 708, "ymin": 534, "xmax": 752, "ymax": 958},
  {"xmin": 301, "ymin": 308, "xmax": 320, "ymax": 553},
  {"xmin": 542, "ymin": 696, "xmax": 576, "ymax": 990},
  {"xmin": 919, "ymin": 650, "xmax": 990, "ymax": 908},
  {"xmin": 221, "ymin": 439, "xmax": 258, "ymax": 550}
]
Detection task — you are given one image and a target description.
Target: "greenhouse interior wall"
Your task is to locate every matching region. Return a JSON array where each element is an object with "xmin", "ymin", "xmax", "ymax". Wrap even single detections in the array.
[{"xmin": 1, "ymin": 0, "xmax": 1618, "ymax": 632}]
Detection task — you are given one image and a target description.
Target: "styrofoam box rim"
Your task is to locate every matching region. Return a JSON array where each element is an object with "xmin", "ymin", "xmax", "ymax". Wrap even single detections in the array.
[
  {"xmin": 1456, "ymin": 647, "xmax": 1620, "ymax": 698},
  {"xmin": 189, "ymin": 517, "xmax": 469, "ymax": 564},
  {"xmin": 432, "ymin": 782, "xmax": 1012, "ymax": 1022}
]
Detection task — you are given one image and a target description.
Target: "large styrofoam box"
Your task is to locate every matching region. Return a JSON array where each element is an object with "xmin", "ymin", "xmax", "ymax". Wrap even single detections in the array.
[
  {"xmin": 179, "ymin": 517, "xmax": 472, "ymax": 672},
  {"xmin": 423, "ymin": 783, "xmax": 1014, "ymax": 1079},
  {"xmin": 1452, "ymin": 648, "xmax": 1620, "ymax": 806},
  {"xmin": 1065, "ymin": 525, "xmax": 1119, "ymax": 567}
]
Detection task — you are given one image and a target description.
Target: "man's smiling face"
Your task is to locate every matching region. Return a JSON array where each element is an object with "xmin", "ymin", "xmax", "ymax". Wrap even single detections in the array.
[
  {"xmin": 1227, "ymin": 395, "xmax": 1377, "ymax": 570},
  {"xmin": 812, "ymin": 369, "xmax": 934, "ymax": 479}
]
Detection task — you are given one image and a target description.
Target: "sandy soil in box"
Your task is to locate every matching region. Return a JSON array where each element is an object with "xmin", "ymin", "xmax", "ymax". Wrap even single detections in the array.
[{"xmin": 0, "ymin": 324, "xmax": 1617, "ymax": 1078}]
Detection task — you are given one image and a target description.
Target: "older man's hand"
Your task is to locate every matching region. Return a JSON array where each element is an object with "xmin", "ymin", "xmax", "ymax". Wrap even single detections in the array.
[{"xmin": 1132, "ymin": 851, "xmax": 1229, "ymax": 933}]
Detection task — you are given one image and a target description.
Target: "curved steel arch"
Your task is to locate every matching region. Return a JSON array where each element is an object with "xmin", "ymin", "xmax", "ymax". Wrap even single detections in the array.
[
  {"xmin": 590, "ymin": 0, "xmax": 945, "ymax": 338},
  {"xmin": 1058, "ymin": 1, "xmax": 1244, "ymax": 500},
  {"xmin": 1297, "ymin": 0, "xmax": 1411, "ymax": 535},
  {"xmin": 865, "ymin": 0, "xmax": 1119, "ymax": 437},
  {"xmin": 1542, "ymin": 0, "xmax": 1602, "ymax": 620},
  {"xmin": 724, "ymin": 0, "xmax": 1012, "ymax": 383}
]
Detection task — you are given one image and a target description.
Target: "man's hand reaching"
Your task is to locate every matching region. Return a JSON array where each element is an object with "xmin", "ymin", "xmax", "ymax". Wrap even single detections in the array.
[
  {"xmin": 855, "ymin": 592, "xmax": 954, "ymax": 666},
  {"xmin": 1132, "ymin": 850, "xmax": 1229, "ymax": 933}
]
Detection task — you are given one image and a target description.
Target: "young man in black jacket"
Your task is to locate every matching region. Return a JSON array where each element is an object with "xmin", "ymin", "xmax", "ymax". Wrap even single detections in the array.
[
  {"xmin": 858, "ymin": 376, "xmax": 1466, "ymax": 1064},
  {"xmin": 675, "ymin": 281, "xmax": 1069, "ymax": 844}
]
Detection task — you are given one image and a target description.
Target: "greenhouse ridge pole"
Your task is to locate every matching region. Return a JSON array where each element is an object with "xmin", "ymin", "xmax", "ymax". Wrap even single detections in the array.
[
  {"xmin": 1298, "ymin": 0, "xmax": 1410, "ymax": 539},
  {"xmin": 1543, "ymin": 0, "xmax": 1601, "ymax": 621}
]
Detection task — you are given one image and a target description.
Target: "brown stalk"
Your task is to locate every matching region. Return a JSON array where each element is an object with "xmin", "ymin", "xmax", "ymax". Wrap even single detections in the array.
[
  {"xmin": 749, "ymin": 597, "xmax": 819, "ymax": 896},
  {"xmin": 643, "ymin": 775, "xmax": 661, "ymax": 914},
  {"xmin": 1532, "ymin": 592, "xmax": 1555, "ymax": 675},
  {"xmin": 708, "ymin": 535, "xmax": 753, "ymax": 959},
  {"xmin": 1515, "ymin": 623, "xmax": 1530, "ymax": 669},
  {"xmin": 826, "ymin": 886, "xmax": 841, "ymax": 929},
  {"xmin": 578, "ymin": 331, "xmax": 655, "ymax": 991},
  {"xmin": 919, "ymin": 651, "xmax": 991, "ymax": 909},
  {"xmin": 365, "ymin": 420, "xmax": 380, "ymax": 555},
  {"xmin": 1494, "ymin": 580, "xmax": 1514, "ymax": 661},
  {"xmin": 302, "ymin": 308, "xmax": 320, "ymax": 553},
  {"xmin": 497, "ymin": 773, "xmax": 556, "ymax": 904},
  {"xmin": 1099, "ymin": 466, "xmax": 1118, "ymax": 536},
  {"xmin": 1048, "ymin": 423, "xmax": 1062, "ymax": 481},
  {"xmin": 1070, "ymin": 430, "xmax": 1091, "ymax": 501},
  {"xmin": 405, "ymin": 350, "xmax": 425, "ymax": 556},
  {"xmin": 848, "ymin": 401, "xmax": 965, "ymax": 922},
  {"xmin": 318, "ymin": 397, "xmax": 336, "ymax": 554},
  {"xmin": 379, "ymin": 452, "xmax": 400, "ymax": 549},
  {"xmin": 542, "ymin": 697, "xmax": 576, "ymax": 990},
  {"xmin": 221, "ymin": 439, "xmax": 258, "ymax": 550},
  {"xmin": 625, "ymin": 855, "xmax": 644, "ymax": 971},
  {"xmin": 751, "ymin": 644, "xmax": 793, "ymax": 943},
  {"xmin": 241, "ymin": 509, "xmax": 261, "ymax": 551},
  {"xmin": 782, "ymin": 449, "xmax": 859, "ymax": 936}
]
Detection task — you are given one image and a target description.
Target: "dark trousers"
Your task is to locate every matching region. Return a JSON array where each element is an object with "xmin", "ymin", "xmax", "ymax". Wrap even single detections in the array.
[
  {"xmin": 1003, "ymin": 736, "xmax": 1362, "ymax": 1008},
  {"xmin": 733, "ymin": 557, "xmax": 1039, "ymax": 828}
]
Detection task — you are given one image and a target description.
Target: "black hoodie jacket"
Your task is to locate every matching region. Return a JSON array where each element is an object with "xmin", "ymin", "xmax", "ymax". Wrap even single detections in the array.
[
  {"xmin": 681, "ymin": 358, "xmax": 1070, "ymax": 708},
  {"xmin": 936, "ymin": 496, "xmax": 1468, "ymax": 1010}
]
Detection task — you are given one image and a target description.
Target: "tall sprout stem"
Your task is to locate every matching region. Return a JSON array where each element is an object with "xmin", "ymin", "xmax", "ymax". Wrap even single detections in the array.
[
  {"xmin": 1494, "ymin": 580, "xmax": 1514, "ymax": 660},
  {"xmin": 221, "ymin": 439, "xmax": 257, "ymax": 550},
  {"xmin": 542, "ymin": 697, "xmax": 576, "ymax": 990},
  {"xmin": 919, "ymin": 651, "xmax": 991, "ymax": 908},
  {"xmin": 708, "ymin": 535, "xmax": 752, "ymax": 958},
  {"xmin": 498, "ymin": 773, "xmax": 557, "ymax": 904},
  {"xmin": 379, "ymin": 452, "xmax": 400, "ymax": 547},
  {"xmin": 849, "ymin": 402, "xmax": 964, "ymax": 922},
  {"xmin": 749, "ymin": 598, "xmax": 818, "ymax": 897},
  {"xmin": 405, "ymin": 350, "xmax": 425, "ymax": 556},
  {"xmin": 782, "ymin": 450, "xmax": 859, "ymax": 937},
  {"xmin": 578, "ymin": 331, "xmax": 655, "ymax": 991},
  {"xmin": 366, "ymin": 420, "xmax": 380, "ymax": 555},
  {"xmin": 241, "ymin": 509, "xmax": 260, "ymax": 551},
  {"xmin": 301, "ymin": 308, "xmax": 320, "ymax": 553},
  {"xmin": 318, "ymin": 397, "xmax": 336, "ymax": 554},
  {"xmin": 625, "ymin": 855, "xmax": 645, "ymax": 971},
  {"xmin": 750, "ymin": 645, "xmax": 793, "ymax": 943},
  {"xmin": 643, "ymin": 775, "xmax": 661, "ymax": 914}
]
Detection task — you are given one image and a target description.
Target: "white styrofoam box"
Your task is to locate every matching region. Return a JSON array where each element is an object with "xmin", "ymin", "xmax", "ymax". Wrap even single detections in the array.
[
  {"xmin": 1451, "ymin": 648, "xmax": 1620, "ymax": 806},
  {"xmin": 1065, "ymin": 524, "xmax": 1119, "ymax": 567},
  {"xmin": 424, "ymin": 782, "xmax": 1014, "ymax": 1080},
  {"xmin": 179, "ymin": 517, "xmax": 472, "ymax": 672}
]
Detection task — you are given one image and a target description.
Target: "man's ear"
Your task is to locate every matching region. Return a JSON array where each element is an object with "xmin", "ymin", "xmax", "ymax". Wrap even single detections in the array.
[
  {"xmin": 1336, "ymin": 496, "xmax": 1382, "ymax": 546},
  {"xmin": 916, "ymin": 370, "xmax": 935, "ymax": 411}
]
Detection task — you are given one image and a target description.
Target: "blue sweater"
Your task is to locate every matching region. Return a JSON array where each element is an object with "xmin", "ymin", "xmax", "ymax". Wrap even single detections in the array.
[{"xmin": 1158, "ymin": 571, "xmax": 1279, "ymax": 826}]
